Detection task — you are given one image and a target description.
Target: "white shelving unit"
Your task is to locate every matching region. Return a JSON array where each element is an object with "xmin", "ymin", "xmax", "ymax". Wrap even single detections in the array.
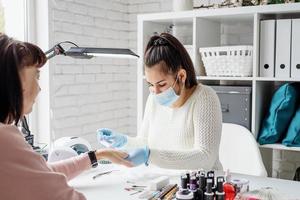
[
  {"xmin": 260, "ymin": 144, "xmax": 300, "ymax": 152},
  {"xmin": 137, "ymin": 3, "xmax": 300, "ymax": 176},
  {"xmin": 197, "ymin": 76, "xmax": 254, "ymax": 81}
]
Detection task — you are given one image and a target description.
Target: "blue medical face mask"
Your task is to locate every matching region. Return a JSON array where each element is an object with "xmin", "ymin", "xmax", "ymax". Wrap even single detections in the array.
[{"xmin": 154, "ymin": 76, "xmax": 180, "ymax": 107}]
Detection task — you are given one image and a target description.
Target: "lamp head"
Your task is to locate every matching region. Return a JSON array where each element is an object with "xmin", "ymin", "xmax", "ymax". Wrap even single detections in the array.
[{"xmin": 45, "ymin": 41, "xmax": 139, "ymax": 60}]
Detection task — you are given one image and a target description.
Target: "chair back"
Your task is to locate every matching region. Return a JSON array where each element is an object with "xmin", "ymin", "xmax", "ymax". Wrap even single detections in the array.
[{"xmin": 219, "ymin": 123, "xmax": 267, "ymax": 177}]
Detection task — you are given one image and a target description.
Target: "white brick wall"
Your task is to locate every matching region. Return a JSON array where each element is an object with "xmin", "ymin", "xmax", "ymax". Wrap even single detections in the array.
[
  {"xmin": 127, "ymin": 0, "xmax": 172, "ymax": 134},
  {"xmin": 48, "ymin": 0, "xmax": 172, "ymax": 148},
  {"xmin": 273, "ymin": 150, "xmax": 300, "ymax": 180},
  {"xmin": 221, "ymin": 23, "xmax": 253, "ymax": 45},
  {"xmin": 49, "ymin": 0, "xmax": 130, "ymax": 148}
]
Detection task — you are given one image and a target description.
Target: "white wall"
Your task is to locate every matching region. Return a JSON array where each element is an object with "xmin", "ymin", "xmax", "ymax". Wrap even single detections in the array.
[
  {"xmin": 48, "ymin": 0, "xmax": 130, "ymax": 148},
  {"xmin": 47, "ymin": 0, "xmax": 172, "ymax": 148},
  {"xmin": 127, "ymin": 0, "xmax": 172, "ymax": 134},
  {"xmin": 1, "ymin": 0, "xmax": 26, "ymax": 40},
  {"xmin": 273, "ymin": 150, "xmax": 300, "ymax": 180}
]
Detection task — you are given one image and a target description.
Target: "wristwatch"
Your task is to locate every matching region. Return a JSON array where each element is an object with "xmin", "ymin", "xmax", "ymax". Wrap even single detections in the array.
[{"xmin": 88, "ymin": 150, "xmax": 98, "ymax": 168}]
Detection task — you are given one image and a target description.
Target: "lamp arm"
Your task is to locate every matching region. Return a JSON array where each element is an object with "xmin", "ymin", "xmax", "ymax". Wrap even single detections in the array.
[{"xmin": 45, "ymin": 41, "xmax": 79, "ymax": 60}]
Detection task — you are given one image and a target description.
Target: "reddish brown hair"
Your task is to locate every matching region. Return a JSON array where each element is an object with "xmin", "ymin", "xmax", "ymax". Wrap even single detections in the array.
[{"xmin": 0, "ymin": 33, "xmax": 46, "ymax": 124}]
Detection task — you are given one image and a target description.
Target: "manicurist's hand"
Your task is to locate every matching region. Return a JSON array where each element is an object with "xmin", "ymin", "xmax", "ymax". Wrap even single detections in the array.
[
  {"xmin": 125, "ymin": 146, "xmax": 150, "ymax": 167},
  {"xmin": 95, "ymin": 149, "xmax": 133, "ymax": 167}
]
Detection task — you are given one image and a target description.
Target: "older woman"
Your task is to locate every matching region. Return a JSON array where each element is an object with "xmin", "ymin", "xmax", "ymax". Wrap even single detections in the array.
[{"xmin": 0, "ymin": 33, "xmax": 132, "ymax": 200}]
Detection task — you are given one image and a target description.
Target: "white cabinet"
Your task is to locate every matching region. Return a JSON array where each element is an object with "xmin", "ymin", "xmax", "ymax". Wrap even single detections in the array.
[{"xmin": 137, "ymin": 4, "xmax": 300, "ymax": 176}]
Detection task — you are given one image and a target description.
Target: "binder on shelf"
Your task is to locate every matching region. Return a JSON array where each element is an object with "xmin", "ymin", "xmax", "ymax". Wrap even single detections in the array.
[
  {"xmin": 291, "ymin": 18, "xmax": 300, "ymax": 79},
  {"xmin": 259, "ymin": 20, "xmax": 276, "ymax": 77},
  {"xmin": 275, "ymin": 19, "xmax": 291, "ymax": 78}
]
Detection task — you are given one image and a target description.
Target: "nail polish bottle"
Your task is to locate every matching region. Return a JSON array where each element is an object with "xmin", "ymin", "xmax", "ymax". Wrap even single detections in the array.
[
  {"xmin": 181, "ymin": 174, "xmax": 188, "ymax": 190},
  {"xmin": 190, "ymin": 176, "xmax": 200, "ymax": 200},
  {"xmin": 207, "ymin": 170, "xmax": 216, "ymax": 193},
  {"xmin": 215, "ymin": 176, "xmax": 225, "ymax": 200},
  {"xmin": 204, "ymin": 178, "xmax": 214, "ymax": 200},
  {"xmin": 176, "ymin": 174, "xmax": 194, "ymax": 200},
  {"xmin": 223, "ymin": 170, "xmax": 235, "ymax": 200},
  {"xmin": 197, "ymin": 172, "xmax": 206, "ymax": 200},
  {"xmin": 186, "ymin": 171, "xmax": 190, "ymax": 186},
  {"xmin": 207, "ymin": 171, "xmax": 215, "ymax": 187}
]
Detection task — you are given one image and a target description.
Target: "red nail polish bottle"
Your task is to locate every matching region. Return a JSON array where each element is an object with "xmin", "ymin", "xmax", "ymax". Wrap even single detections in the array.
[{"xmin": 223, "ymin": 170, "xmax": 235, "ymax": 200}]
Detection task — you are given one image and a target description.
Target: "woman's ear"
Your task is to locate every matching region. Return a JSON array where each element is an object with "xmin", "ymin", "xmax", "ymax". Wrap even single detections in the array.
[{"xmin": 178, "ymin": 68, "xmax": 187, "ymax": 84}]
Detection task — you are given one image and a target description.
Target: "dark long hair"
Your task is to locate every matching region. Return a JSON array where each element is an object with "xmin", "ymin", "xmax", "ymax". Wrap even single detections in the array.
[
  {"xmin": 0, "ymin": 33, "xmax": 47, "ymax": 124},
  {"xmin": 144, "ymin": 33, "xmax": 197, "ymax": 89}
]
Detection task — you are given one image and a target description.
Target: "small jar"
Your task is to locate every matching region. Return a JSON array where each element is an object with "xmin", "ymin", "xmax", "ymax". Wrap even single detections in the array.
[{"xmin": 231, "ymin": 178, "xmax": 250, "ymax": 194}]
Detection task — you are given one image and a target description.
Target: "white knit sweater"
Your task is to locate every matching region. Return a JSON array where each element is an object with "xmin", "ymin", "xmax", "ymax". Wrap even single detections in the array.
[{"xmin": 126, "ymin": 84, "xmax": 223, "ymax": 170}]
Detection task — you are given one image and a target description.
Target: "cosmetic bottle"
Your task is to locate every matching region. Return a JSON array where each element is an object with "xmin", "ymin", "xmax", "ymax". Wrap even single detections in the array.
[
  {"xmin": 181, "ymin": 174, "xmax": 188, "ymax": 190},
  {"xmin": 186, "ymin": 171, "xmax": 190, "ymax": 186},
  {"xmin": 197, "ymin": 171, "xmax": 206, "ymax": 187},
  {"xmin": 215, "ymin": 176, "xmax": 225, "ymax": 200},
  {"xmin": 190, "ymin": 176, "xmax": 201, "ymax": 200},
  {"xmin": 175, "ymin": 189, "xmax": 194, "ymax": 200},
  {"xmin": 207, "ymin": 171, "xmax": 215, "ymax": 186},
  {"xmin": 207, "ymin": 170, "xmax": 216, "ymax": 193},
  {"xmin": 223, "ymin": 170, "xmax": 235, "ymax": 200},
  {"xmin": 197, "ymin": 172, "xmax": 206, "ymax": 200},
  {"xmin": 176, "ymin": 174, "xmax": 194, "ymax": 200},
  {"xmin": 189, "ymin": 176, "xmax": 198, "ymax": 191},
  {"xmin": 204, "ymin": 178, "xmax": 214, "ymax": 200}
]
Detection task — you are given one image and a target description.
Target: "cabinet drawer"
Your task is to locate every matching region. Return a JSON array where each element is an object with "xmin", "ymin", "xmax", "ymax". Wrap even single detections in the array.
[{"xmin": 210, "ymin": 86, "xmax": 252, "ymax": 130}]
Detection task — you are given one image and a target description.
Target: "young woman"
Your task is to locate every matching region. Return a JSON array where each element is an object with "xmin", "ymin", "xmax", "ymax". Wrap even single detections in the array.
[
  {"xmin": 0, "ymin": 33, "xmax": 132, "ymax": 200},
  {"xmin": 98, "ymin": 33, "xmax": 223, "ymax": 170}
]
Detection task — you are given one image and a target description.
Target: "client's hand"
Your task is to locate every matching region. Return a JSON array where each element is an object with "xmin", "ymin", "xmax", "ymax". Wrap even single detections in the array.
[
  {"xmin": 97, "ymin": 128, "xmax": 127, "ymax": 148},
  {"xmin": 96, "ymin": 149, "xmax": 133, "ymax": 167}
]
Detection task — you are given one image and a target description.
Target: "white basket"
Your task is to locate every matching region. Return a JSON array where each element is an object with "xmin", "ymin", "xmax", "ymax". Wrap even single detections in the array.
[{"xmin": 199, "ymin": 45, "xmax": 253, "ymax": 77}]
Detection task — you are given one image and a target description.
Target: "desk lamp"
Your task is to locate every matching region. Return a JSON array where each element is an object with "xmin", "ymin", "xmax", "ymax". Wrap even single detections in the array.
[{"xmin": 20, "ymin": 41, "xmax": 139, "ymax": 147}]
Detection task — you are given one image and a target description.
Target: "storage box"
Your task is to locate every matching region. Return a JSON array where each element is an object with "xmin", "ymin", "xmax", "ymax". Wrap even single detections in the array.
[
  {"xmin": 210, "ymin": 85, "xmax": 252, "ymax": 130},
  {"xmin": 199, "ymin": 45, "xmax": 253, "ymax": 77}
]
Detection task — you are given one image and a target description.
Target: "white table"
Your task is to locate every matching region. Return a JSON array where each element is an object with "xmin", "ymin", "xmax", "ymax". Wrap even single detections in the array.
[{"xmin": 69, "ymin": 164, "xmax": 300, "ymax": 200}]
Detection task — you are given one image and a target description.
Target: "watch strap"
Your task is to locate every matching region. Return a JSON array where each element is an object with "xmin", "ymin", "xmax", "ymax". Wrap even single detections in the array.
[{"xmin": 88, "ymin": 150, "xmax": 98, "ymax": 168}]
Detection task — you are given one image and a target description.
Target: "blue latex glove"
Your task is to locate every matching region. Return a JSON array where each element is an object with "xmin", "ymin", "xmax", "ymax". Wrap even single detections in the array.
[
  {"xmin": 125, "ymin": 147, "xmax": 150, "ymax": 167},
  {"xmin": 96, "ymin": 128, "xmax": 127, "ymax": 148}
]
